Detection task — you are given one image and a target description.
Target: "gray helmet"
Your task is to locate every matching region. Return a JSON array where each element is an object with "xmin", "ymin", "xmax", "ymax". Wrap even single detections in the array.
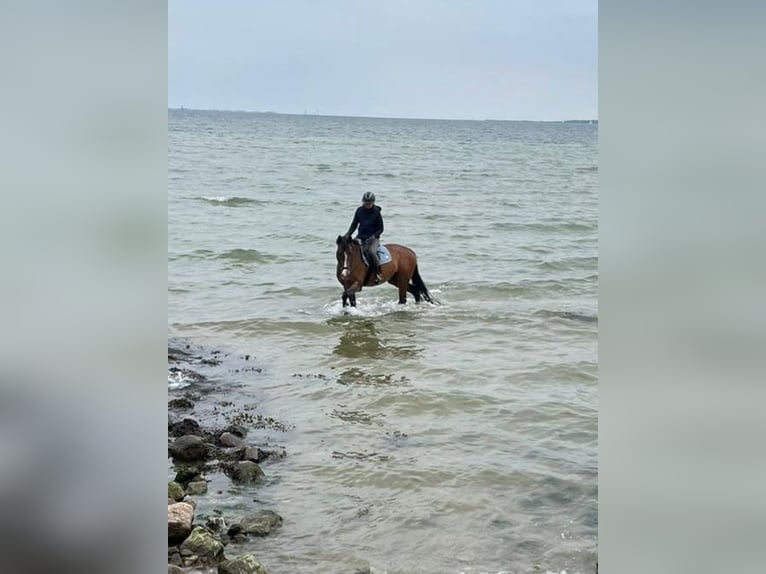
[{"xmin": 362, "ymin": 192, "xmax": 375, "ymax": 203}]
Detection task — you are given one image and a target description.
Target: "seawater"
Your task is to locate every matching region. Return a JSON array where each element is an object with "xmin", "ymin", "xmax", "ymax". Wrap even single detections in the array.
[{"xmin": 168, "ymin": 109, "xmax": 598, "ymax": 574}]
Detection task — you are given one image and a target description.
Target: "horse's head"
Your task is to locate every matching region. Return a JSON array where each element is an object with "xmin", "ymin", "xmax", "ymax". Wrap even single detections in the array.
[{"xmin": 336, "ymin": 235, "xmax": 360, "ymax": 282}]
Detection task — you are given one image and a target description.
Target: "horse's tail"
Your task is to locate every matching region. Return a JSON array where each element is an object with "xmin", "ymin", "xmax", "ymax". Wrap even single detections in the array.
[{"xmin": 412, "ymin": 265, "xmax": 440, "ymax": 304}]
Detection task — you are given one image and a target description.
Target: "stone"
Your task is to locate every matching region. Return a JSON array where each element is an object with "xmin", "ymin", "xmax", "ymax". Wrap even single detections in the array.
[
  {"xmin": 168, "ymin": 346, "xmax": 193, "ymax": 361},
  {"xmin": 168, "ymin": 546, "xmax": 181, "ymax": 566},
  {"xmin": 180, "ymin": 526, "xmax": 225, "ymax": 562},
  {"xmin": 168, "ymin": 397, "xmax": 195, "ymax": 410},
  {"xmin": 206, "ymin": 515, "xmax": 227, "ymax": 534},
  {"xmin": 226, "ymin": 424, "xmax": 248, "ymax": 438},
  {"xmin": 174, "ymin": 467, "xmax": 203, "ymax": 486},
  {"xmin": 168, "ymin": 565, "xmax": 185, "ymax": 573},
  {"xmin": 241, "ymin": 446, "xmax": 286, "ymax": 462},
  {"xmin": 240, "ymin": 446, "xmax": 265, "ymax": 463},
  {"xmin": 218, "ymin": 432, "xmax": 242, "ymax": 448},
  {"xmin": 168, "ymin": 481, "xmax": 185, "ymax": 502},
  {"xmin": 229, "ymin": 510, "xmax": 282, "ymax": 537},
  {"xmin": 169, "ymin": 418, "xmax": 203, "ymax": 438},
  {"xmin": 226, "ymin": 461, "xmax": 264, "ymax": 484},
  {"xmin": 170, "ymin": 435, "xmax": 209, "ymax": 462},
  {"xmin": 186, "ymin": 480, "xmax": 208, "ymax": 496},
  {"xmin": 218, "ymin": 554, "xmax": 268, "ymax": 574},
  {"xmin": 168, "ymin": 502, "xmax": 194, "ymax": 544}
]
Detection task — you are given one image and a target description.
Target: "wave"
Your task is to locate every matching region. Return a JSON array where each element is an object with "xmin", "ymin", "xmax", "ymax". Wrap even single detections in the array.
[
  {"xmin": 175, "ymin": 318, "xmax": 336, "ymax": 338},
  {"xmin": 167, "ymin": 366, "xmax": 206, "ymax": 389},
  {"xmin": 263, "ymin": 286, "xmax": 307, "ymax": 296},
  {"xmin": 514, "ymin": 221, "xmax": 597, "ymax": 233},
  {"xmin": 538, "ymin": 255, "xmax": 598, "ymax": 272},
  {"xmin": 198, "ymin": 196, "xmax": 262, "ymax": 206},
  {"xmin": 361, "ymin": 171, "xmax": 397, "ymax": 178},
  {"xmin": 438, "ymin": 279, "xmax": 582, "ymax": 298},
  {"xmin": 216, "ymin": 248, "xmax": 281, "ymax": 264},
  {"xmin": 172, "ymin": 249, "xmax": 216, "ymax": 261},
  {"xmin": 536, "ymin": 309, "xmax": 598, "ymax": 323}
]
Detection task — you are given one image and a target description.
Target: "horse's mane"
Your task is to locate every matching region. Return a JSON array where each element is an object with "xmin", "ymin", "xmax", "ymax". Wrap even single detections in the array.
[{"xmin": 337, "ymin": 235, "xmax": 362, "ymax": 248}]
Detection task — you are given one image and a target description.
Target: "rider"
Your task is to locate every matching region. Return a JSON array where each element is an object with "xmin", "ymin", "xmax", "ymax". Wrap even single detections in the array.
[{"xmin": 345, "ymin": 191, "xmax": 384, "ymax": 283}]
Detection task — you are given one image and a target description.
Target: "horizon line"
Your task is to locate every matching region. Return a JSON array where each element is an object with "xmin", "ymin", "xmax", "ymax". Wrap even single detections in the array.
[{"xmin": 167, "ymin": 106, "xmax": 598, "ymax": 124}]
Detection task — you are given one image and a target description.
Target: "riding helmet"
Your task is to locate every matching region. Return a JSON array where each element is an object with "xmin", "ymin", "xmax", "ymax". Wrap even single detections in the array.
[{"xmin": 362, "ymin": 192, "xmax": 375, "ymax": 203}]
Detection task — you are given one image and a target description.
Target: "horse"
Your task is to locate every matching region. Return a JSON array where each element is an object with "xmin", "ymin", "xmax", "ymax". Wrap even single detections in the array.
[{"xmin": 335, "ymin": 235, "xmax": 439, "ymax": 307}]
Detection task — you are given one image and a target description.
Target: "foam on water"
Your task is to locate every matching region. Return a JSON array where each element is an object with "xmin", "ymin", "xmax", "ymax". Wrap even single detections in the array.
[
  {"xmin": 324, "ymin": 296, "xmax": 442, "ymax": 318},
  {"xmin": 198, "ymin": 195, "xmax": 261, "ymax": 206}
]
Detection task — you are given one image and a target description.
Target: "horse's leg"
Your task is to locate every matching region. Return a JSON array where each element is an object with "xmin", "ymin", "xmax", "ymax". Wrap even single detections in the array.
[
  {"xmin": 342, "ymin": 291, "xmax": 348, "ymax": 307},
  {"xmin": 397, "ymin": 280, "xmax": 408, "ymax": 304},
  {"xmin": 350, "ymin": 293, "xmax": 356, "ymax": 307}
]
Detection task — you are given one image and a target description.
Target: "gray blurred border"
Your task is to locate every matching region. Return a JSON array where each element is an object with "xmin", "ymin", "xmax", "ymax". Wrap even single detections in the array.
[
  {"xmin": 601, "ymin": 1, "xmax": 766, "ymax": 572},
  {"xmin": 0, "ymin": 2, "xmax": 167, "ymax": 572}
]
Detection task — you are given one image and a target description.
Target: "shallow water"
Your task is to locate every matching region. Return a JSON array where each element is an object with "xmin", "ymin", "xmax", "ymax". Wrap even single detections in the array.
[{"xmin": 168, "ymin": 110, "xmax": 598, "ymax": 573}]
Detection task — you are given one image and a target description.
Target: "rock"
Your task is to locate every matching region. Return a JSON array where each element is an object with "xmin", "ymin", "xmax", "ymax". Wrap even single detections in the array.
[
  {"xmin": 170, "ymin": 435, "xmax": 209, "ymax": 462},
  {"xmin": 180, "ymin": 526, "xmax": 225, "ymax": 563},
  {"xmin": 226, "ymin": 424, "xmax": 248, "ymax": 438},
  {"xmin": 218, "ymin": 432, "xmax": 243, "ymax": 448},
  {"xmin": 186, "ymin": 480, "xmax": 208, "ymax": 495},
  {"xmin": 239, "ymin": 446, "xmax": 286, "ymax": 463},
  {"xmin": 168, "ymin": 545, "xmax": 182, "ymax": 565},
  {"xmin": 174, "ymin": 467, "xmax": 203, "ymax": 486},
  {"xmin": 225, "ymin": 461, "xmax": 264, "ymax": 484},
  {"xmin": 168, "ymin": 345, "xmax": 194, "ymax": 361},
  {"xmin": 229, "ymin": 510, "xmax": 282, "ymax": 537},
  {"xmin": 206, "ymin": 515, "xmax": 227, "ymax": 534},
  {"xmin": 169, "ymin": 418, "xmax": 203, "ymax": 438},
  {"xmin": 240, "ymin": 447, "xmax": 265, "ymax": 463},
  {"xmin": 168, "ymin": 481, "xmax": 185, "ymax": 502},
  {"xmin": 168, "ymin": 502, "xmax": 194, "ymax": 544},
  {"xmin": 168, "ymin": 366, "xmax": 206, "ymax": 383},
  {"xmin": 266, "ymin": 446, "xmax": 286, "ymax": 460},
  {"xmin": 169, "ymin": 397, "xmax": 195, "ymax": 410},
  {"xmin": 168, "ymin": 564, "xmax": 185, "ymax": 573},
  {"xmin": 218, "ymin": 554, "xmax": 268, "ymax": 574}
]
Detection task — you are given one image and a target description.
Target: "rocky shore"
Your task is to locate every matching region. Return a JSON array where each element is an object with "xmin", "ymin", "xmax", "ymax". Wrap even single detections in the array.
[
  {"xmin": 167, "ymin": 340, "xmax": 596, "ymax": 574},
  {"xmin": 167, "ymin": 341, "xmax": 288, "ymax": 574}
]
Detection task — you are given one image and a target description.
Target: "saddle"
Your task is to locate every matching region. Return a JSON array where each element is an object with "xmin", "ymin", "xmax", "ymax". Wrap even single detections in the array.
[
  {"xmin": 359, "ymin": 243, "xmax": 392, "ymax": 267},
  {"xmin": 357, "ymin": 241, "xmax": 391, "ymax": 284}
]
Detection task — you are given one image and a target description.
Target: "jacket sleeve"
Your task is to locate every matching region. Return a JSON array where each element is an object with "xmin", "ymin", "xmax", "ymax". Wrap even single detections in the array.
[
  {"xmin": 376, "ymin": 208, "xmax": 384, "ymax": 238},
  {"xmin": 346, "ymin": 209, "xmax": 359, "ymax": 236}
]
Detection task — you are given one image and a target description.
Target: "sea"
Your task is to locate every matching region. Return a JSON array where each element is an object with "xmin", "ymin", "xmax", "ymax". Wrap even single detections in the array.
[{"xmin": 168, "ymin": 109, "xmax": 598, "ymax": 574}]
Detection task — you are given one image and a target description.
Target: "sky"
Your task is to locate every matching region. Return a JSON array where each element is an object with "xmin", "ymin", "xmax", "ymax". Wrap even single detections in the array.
[{"xmin": 169, "ymin": 0, "xmax": 597, "ymax": 121}]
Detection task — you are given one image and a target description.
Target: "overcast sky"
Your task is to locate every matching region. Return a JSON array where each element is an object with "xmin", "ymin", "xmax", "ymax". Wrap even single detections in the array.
[{"xmin": 169, "ymin": 0, "xmax": 597, "ymax": 121}]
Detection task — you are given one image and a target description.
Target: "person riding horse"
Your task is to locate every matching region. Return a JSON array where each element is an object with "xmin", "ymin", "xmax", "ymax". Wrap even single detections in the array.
[{"xmin": 344, "ymin": 191, "xmax": 384, "ymax": 283}]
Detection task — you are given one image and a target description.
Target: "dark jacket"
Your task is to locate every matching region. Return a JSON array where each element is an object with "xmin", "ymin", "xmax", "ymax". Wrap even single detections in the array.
[{"xmin": 346, "ymin": 205, "xmax": 383, "ymax": 240}]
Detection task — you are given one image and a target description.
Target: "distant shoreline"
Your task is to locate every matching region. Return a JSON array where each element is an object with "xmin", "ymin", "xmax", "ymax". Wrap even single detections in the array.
[{"xmin": 168, "ymin": 107, "xmax": 597, "ymax": 124}]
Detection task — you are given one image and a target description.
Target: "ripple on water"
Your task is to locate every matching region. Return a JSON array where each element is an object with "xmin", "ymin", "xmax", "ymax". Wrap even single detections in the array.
[{"xmin": 198, "ymin": 195, "xmax": 264, "ymax": 206}]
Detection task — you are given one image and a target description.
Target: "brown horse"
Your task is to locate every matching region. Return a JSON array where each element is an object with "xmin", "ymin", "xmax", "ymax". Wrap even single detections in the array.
[{"xmin": 336, "ymin": 235, "xmax": 439, "ymax": 307}]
